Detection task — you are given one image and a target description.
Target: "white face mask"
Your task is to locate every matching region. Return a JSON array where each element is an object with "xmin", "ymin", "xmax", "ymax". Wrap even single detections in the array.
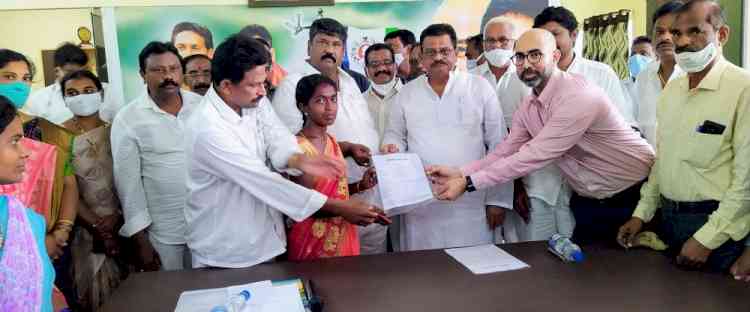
[
  {"xmin": 371, "ymin": 77, "xmax": 397, "ymax": 96},
  {"xmin": 65, "ymin": 92, "xmax": 102, "ymax": 117},
  {"xmin": 675, "ymin": 42, "xmax": 718, "ymax": 73},
  {"xmin": 394, "ymin": 53, "xmax": 405, "ymax": 66},
  {"xmin": 484, "ymin": 48, "xmax": 514, "ymax": 67}
]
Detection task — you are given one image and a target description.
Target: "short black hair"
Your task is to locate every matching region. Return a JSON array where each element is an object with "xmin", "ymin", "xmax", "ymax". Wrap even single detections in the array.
[
  {"xmin": 211, "ymin": 34, "xmax": 270, "ymax": 86},
  {"xmin": 676, "ymin": 0, "xmax": 726, "ymax": 30},
  {"xmin": 384, "ymin": 29, "xmax": 417, "ymax": 47},
  {"xmin": 59, "ymin": 70, "xmax": 103, "ymax": 97},
  {"xmin": 0, "ymin": 95, "xmax": 17, "ymax": 134},
  {"xmin": 182, "ymin": 53, "xmax": 211, "ymax": 70},
  {"xmin": 309, "ymin": 18, "xmax": 347, "ymax": 44},
  {"xmin": 420, "ymin": 24, "xmax": 458, "ymax": 49},
  {"xmin": 364, "ymin": 43, "xmax": 395, "ymax": 66},
  {"xmin": 54, "ymin": 43, "xmax": 88, "ymax": 68},
  {"xmin": 533, "ymin": 6, "xmax": 579, "ymax": 33},
  {"xmin": 138, "ymin": 41, "xmax": 183, "ymax": 74},
  {"xmin": 239, "ymin": 24, "xmax": 273, "ymax": 48},
  {"xmin": 0, "ymin": 49, "xmax": 35, "ymax": 80},
  {"xmin": 632, "ymin": 36, "xmax": 652, "ymax": 47},
  {"xmin": 467, "ymin": 34, "xmax": 484, "ymax": 52},
  {"xmin": 652, "ymin": 1, "xmax": 684, "ymax": 25},
  {"xmin": 171, "ymin": 22, "xmax": 214, "ymax": 49},
  {"xmin": 295, "ymin": 73, "xmax": 338, "ymax": 124}
]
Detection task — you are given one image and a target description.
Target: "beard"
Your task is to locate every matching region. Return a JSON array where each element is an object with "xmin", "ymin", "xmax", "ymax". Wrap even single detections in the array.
[{"xmin": 519, "ymin": 66, "xmax": 553, "ymax": 88}]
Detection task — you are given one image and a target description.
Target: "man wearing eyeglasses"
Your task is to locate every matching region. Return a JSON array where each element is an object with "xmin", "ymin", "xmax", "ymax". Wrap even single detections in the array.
[
  {"xmin": 182, "ymin": 54, "xmax": 211, "ymax": 96},
  {"xmin": 427, "ymin": 29, "xmax": 654, "ymax": 246},
  {"xmin": 112, "ymin": 41, "xmax": 203, "ymax": 271},
  {"xmin": 381, "ymin": 24, "xmax": 513, "ymax": 251}
]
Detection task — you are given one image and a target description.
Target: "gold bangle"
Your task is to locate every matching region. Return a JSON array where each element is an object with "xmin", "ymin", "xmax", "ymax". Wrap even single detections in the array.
[{"xmin": 56, "ymin": 219, "xmax": 74, "ymax": 226}]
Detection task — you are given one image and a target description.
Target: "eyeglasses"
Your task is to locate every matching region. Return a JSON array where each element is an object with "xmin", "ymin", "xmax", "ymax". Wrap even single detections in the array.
[
  {"xmin": 367, "ymin": 59, "xmax": 395, "ymax": 68},
  {"xmin": 146, "ymin": 65, "xmax": 182, "ymax": 76},
  {"xmin": 483, "ymin": 37, "xmax": 515, "ymax": 47},
  {"xmin": 422, "ymin": 47, "xmax": 455, "ymax": 58},
  {"xmin": 511, "ymin": 50, "xmax": 545, "ymax": 66}
]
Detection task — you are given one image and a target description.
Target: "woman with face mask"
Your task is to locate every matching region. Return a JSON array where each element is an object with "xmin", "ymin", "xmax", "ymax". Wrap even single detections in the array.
[
  {"xmin": 59, "ymin": 69, "xmax": 126, "ymax": 311},
  {"xmin": 0, "ymin": 49, "xmax": 80, "ymax": 307}
]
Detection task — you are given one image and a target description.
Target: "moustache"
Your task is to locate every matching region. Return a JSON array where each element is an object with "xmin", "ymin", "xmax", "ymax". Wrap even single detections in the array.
[
  {"xmin": 675, "ymin": 45, "xmax": 700, "ymax": 54},
  {"xmin": 431, "ymin": 61, "xmax": 449, "ymax": 68},
  {"xmin": 193, "ymin": 83, "xmax": 210, "ymax": 90},
  {"xmin": 321, "ymin": 54, "xmax": 337, "ymax": 62},
  {"xmin": 521, "ymin": 68, "xmax": 540, "ymax": 78},
  {"xmin": 375, "ymin": 70, "xmax": 392, "ymax": 77},
  {"xmin": 656, "ymin": 41, "xmax": 674, "ymax": 49},
  {"xmin": 159, "ymin": 79, "xmax": 179, "ymax": 88}
]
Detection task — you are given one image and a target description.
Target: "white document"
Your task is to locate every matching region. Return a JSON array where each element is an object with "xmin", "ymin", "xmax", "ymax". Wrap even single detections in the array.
[
  {"xmin": 372, "ymin": 153, "xmax": 434, "ymax": 214},
  {"xmin": 174, "ymin": 280, "xmax": 273, "ymax": 312},
  {"xmin": 261, "ymin": 281, "xmax": 306, "ymax": 312},
  {"xmin": 445, "ymin": 244, "xmax": 530, "ymax": 275}
]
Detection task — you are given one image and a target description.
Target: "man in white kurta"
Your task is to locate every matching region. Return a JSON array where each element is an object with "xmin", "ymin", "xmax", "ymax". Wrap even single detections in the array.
[
  {"xmin": 271, "ymin": 18, "xmax": 385, "ymax": 254},
  {"xmin": 383, "ymin": 24, "xmax": 513, "ymax": 251},
  {"xmin": 112, "ymin": 88, "xmax": 203, "ymax": 270}
]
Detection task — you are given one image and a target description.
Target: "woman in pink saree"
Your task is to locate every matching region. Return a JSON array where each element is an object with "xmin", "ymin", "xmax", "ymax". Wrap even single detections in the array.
[{"xmin": 287, "ymin": 74, "xmax": 378, "ymax": 261}]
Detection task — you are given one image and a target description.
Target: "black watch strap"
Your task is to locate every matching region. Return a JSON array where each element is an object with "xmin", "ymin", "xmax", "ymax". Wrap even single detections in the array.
[{"xmin": 465, "ymin": 176, "xmax": 477, "ymax": 192}]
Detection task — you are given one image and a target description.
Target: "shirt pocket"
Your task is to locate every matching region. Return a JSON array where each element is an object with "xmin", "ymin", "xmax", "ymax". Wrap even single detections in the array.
[{"xmin": 684, "ymin": 129, "xmax": 727, "ymax": 169}]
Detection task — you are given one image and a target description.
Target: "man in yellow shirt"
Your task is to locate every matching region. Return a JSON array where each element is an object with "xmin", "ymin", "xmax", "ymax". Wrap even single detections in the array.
[{"xmin": 618, "ymin": 0, "xmax": 749, "ymax": 273}]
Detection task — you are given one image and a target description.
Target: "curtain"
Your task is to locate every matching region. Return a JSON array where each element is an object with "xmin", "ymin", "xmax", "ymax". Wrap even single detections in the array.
[{"xmin": 583, "ymin": 10, "xmax": 631, "ymax": 80}]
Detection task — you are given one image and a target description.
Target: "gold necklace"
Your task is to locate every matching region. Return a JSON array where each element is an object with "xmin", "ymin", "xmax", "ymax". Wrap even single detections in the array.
[{"xmin": 657, "ymin": 67, "xmax": 668, "ymax": 89}]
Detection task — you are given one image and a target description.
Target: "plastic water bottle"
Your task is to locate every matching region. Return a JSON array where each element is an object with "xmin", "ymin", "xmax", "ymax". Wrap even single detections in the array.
[
  {"xmin": 548, "ymin": 234, "xmax": 585, "ymax": 263},
  {"xmin": 210, "ymin": 290, "xmax": 251, "ymax": 312}
]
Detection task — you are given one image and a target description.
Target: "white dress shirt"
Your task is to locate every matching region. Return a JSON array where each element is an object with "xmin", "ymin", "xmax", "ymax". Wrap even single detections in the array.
[
  {"xmin": 383, "ymin": 71, "xmax": 514, "ymax": 251},
  {"xmin": 568, "ymin": 55, "xmax": 635, "ymax": 125},
  {"xmin": 111, "ymin": 90, "xmax": 203, "ymax": 244},
  {"xmin": 470, "ymin": 63, "xmax": 530, "ymax": 127},
  {"xmin": 634, "ymin": 61, "xmax": 685, "ymax": 147},
  {"xmin": 184, "ymin": 88, "xmax": 326, "ymax": 268},
  {"xmin": 364, "ymin": 79, "xmax": 403, "ymax": 140},
  {"xmin": 24, "ymin": 82, "xmax": 123, "ymax": 125}
]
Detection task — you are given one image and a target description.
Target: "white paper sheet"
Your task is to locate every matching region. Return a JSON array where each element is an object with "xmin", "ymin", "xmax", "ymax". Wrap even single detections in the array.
[
  {"xmin": 445, "ymin": 244, "xmax": 530, "ymax": 275},
  {"xmin": 372, "ymin": 153, "xmax": 434, "ymax": 213},
  {"xmin": 261, "ymin": 281, "xmax": 306, "ymax": 312}
]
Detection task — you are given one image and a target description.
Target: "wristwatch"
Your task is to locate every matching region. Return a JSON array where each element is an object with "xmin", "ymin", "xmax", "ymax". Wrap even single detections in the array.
[{"xmin": 465, "ymin": 176, "xmax": 476, "ymax": 192}]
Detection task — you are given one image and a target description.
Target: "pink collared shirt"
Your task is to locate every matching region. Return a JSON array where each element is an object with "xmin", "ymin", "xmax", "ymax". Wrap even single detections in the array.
[{"xmin": 462, "ymin": 70, "xmax": 655, "ymax": 199}]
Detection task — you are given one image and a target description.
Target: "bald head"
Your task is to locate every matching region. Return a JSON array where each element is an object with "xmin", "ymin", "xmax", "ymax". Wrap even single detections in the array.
[{"xmin": 515, "ymin": 28, "xmax": 557, "ymax": 55}]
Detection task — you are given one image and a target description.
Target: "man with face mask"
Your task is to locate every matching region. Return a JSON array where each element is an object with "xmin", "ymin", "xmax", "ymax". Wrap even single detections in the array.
[
  {"xmin": 24, "ymin": 43, "xmax": 122, "ymax": 125},
  {"xmin": 384, "ymin": 29, "xmax": 417, "ymax": 82},
  {"xmin": 182, "ymin": 54, "xmax": 212, "ymax": 96},
  {"xmin": 272, "ymin": 18, "xmax": 383, "ymax": 255},
  {"xmin": 382, "ymin": 24, "xmax": 514, "ymax": 251},
  {"xmin": 364, "ymin": 43, "xmax": 402, "ymax": 139},
  {"xmin": 634, "ymin": 1, "xmax": 686, "ymax": 148},
  {"xmin": 427, "ymin": 29, "xmax": 655, "ymax": 247},
  {"xmin": 111, "ymin": 41, "xmax": 203, "ymax": 272},
  {"xmin": 465, "ymin": 34, "xmax": 484, "ymax": 71},
  {"xmin": 619, "ymin": 0, "xmax": 750, "ymax": 275},
  {"xmin": 622, "ymin": 36, "xmax": 655, "ymax": 113}
]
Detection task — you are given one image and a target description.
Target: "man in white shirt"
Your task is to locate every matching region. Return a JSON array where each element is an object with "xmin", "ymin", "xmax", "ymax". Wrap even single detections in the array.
[
  {"xmin": 382, "ymin": 24, "xmax": 514, "ymax": 251},
  {"xmin": 24, "ymin": 43, "xmax": 122, "ymax": 124},
  {"xmin": 362, "ymin": 43, "xmax": 403, "ymax": 252},
  {"xmin": 534, "ymin": 6, "xmax": 635, "ymax": 125},
  {"xmin": 185, "ymin": 35, "xmax": 385, "ymax": 268},
  {"xmin": 634, "ymin": 1, "xmax": 686, "ymax": 147},
  {"xmin": 272, "ymin": 18, "xmax": 386, "ymax": 254},
  {"xmin": 111, "ymin": 42, "xmax": 203, "ymax": 271},
  {"xmin": 478, "ymin": 16, "xmax": 575, "ymax": 243}
]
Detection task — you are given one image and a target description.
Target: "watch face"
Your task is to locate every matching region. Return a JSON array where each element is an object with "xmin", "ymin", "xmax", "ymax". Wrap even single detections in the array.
[{"xmin": 77, "ymin": 27, "xmax": 92, "ymax": 42}]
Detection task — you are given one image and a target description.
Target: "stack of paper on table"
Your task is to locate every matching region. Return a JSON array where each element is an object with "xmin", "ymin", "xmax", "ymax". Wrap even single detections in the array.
[
  {"xmin": 371, "ymin": 153, "xmax": 435, "ymax": 216},
  {"xmin": 174, "ymin": 279, "xmax": 305, "ymax": 312},
  {"xmin": 445, "ymin": 244, "xmax": 530, "ymax": 274}
]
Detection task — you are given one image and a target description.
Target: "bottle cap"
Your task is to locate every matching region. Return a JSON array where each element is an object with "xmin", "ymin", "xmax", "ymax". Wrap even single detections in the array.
[
  {"xmin": 240, "ymin": 290, "xmax": 251, "ymax": 301},
  {"xmin": 571, "ymin": 250, "xmax": 585, "ymax": 262}
]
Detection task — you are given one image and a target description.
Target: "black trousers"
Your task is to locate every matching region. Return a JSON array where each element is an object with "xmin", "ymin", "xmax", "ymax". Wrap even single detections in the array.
[{"xmin": 570, "ymin": 181, "xmax": 644, "ymax": 245}]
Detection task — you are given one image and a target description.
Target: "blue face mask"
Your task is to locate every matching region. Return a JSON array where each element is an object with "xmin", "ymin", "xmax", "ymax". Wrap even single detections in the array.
[
  {"xmin": 0, "ymin": 81, "xmax": 31, "ymax": 109},
  {"xmin": 628, "ymin": 54, "xmax": 653, "ymax": 79}
]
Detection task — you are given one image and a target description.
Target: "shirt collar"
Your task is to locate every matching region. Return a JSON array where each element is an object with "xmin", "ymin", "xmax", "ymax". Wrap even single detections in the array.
[
  {"xmin": 141, "ymin": 89, "xmax": 187, "ymax": 115},
  {"xmin": 694, "ymin": 56, "xmax": 727, "ymax": 91},
  {"xmin": 205, "ymin": 86, "xmax": 255, "ymax": 125}
]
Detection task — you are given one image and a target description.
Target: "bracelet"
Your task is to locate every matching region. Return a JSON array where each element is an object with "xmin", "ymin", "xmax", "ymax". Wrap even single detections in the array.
[
  {"xmin": 54, "ymin": 225, "xmax": 73, "ymax": 233},
  {"xmin": 56, "ymin": 219, "xmax": 74, "ymax": 227}
]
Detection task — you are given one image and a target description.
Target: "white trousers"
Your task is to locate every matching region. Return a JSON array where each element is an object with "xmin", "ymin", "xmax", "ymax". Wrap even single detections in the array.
[
  {"xmin": 499, "ymin": 195, "xmax": 575, "ymax": 243},
  {"xmin": 149, "ymin": 235, "xmax": 191, "ymax": 271}
]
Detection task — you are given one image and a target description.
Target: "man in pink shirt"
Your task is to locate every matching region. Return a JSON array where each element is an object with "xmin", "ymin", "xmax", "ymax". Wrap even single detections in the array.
[{"xmin": 428, "ymin": 29, "xmax": 655, "ymax": 244}]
